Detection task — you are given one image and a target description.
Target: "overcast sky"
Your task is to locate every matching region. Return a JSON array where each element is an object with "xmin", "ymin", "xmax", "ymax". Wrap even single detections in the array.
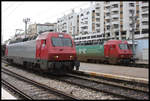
[{"xmin": 2, "ymin": 1, "xmax": 91, "ymax": 43}]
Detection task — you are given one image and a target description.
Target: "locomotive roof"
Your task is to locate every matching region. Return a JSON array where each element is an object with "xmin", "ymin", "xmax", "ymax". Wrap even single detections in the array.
[
  {"xmin": 104, "ymin": 40, "xmax": 128, "ymax": 45},
  {"xmin": 36, "ymin": 32, "xmax": 70, "ymax": 40}
]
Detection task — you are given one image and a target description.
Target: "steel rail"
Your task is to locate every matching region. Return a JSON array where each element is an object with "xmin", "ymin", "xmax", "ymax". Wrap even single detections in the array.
[
  {"xmin": 66, "ymin": 73, "xmax": 148, "ymax": 93},
  {"xmin": 2, "ymin": 79, "xmax": 33, "ymax": 100},
  {"xmin": 48, "ymin": 73, "xmax": 149, "ymax": 100},
  {"xmin": 2, "ymin": 68, "xmax": 80, "ymax": 100}
]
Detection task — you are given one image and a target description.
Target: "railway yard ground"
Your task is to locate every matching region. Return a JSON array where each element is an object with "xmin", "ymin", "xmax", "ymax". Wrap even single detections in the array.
[{"xmin": 1, "ymin": 60, "xmax": 149, "ymax": 100}]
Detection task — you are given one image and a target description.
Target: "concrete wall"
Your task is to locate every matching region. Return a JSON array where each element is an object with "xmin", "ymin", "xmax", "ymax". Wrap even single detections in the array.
[{"xmin": 135, "ymin": 38, "xmax": 149, "ymax": 60}]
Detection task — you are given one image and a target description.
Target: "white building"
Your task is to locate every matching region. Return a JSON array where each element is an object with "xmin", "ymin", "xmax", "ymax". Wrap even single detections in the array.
[
  {"xmin": 57, "ymin": 1, "xmax": 149, "ymax": 41},
  {"xmin": 57, "ymin": 10, "xmax": 78, "ymax": 36}
]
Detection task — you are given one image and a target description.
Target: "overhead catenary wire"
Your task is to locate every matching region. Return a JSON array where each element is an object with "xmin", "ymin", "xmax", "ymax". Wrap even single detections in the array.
[
  {"xmin": 31, "ymin": 2, "xmax": 91, "ymax": 23},
  {"xmin": 4, "ymin": 2, "xmax": 23, "ymax": 18},
  {"xmin": 32, "ymin": 2, "xmax": 90, "ymax": 18},
  {"xmin": 2, "ymin": 2, "xmax": 91, "ymax": 42},
  {"xmin": 2, "ymin": 3, "xmax": 15, "ymax": 12}
]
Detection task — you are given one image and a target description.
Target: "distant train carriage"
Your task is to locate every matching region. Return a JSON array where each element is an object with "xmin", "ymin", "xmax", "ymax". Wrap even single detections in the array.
[
  {"xmin": 2, "ymin": 44, "xmax": 6, "ymax": 57},
  {"xmin": 5, "ymin": 32, "xmax": 80, "ymax": 74},
  {"xmin": 76, "ymin": 40, "xmax": 133, "ymax": 64}
]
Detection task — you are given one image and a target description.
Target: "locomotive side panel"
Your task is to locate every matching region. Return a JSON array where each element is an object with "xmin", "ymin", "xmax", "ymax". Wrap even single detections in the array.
[{"xmin": 8, "ymin": 40, "xmax": 36, "ymax": 59}]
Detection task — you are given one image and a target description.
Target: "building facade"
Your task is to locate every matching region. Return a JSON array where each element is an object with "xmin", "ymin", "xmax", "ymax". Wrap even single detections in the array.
[
  {"xmin": 57, "ymin": 10, "xmax": 78, "ymax": 36},
  {"xmin": 28, "ymin": 23, "xmax": 57, "ymax": 36},
  {"xmin": 57, "ymin": 1, "xmax": 149, "ymax": 41}
]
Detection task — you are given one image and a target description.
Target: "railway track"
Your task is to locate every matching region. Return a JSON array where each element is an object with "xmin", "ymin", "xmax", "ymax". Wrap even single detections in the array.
[
  {"xmin": 47, "ymin": 72, "xmax": 149, "ymax": 100},
  {"xmin": 72, "ymin": 71, "xmax": 149, "ymax": 92},
  {"xmin": 2, "ymin": 80, "xmax": 33, "ymax": 100},
  {"xmin": 2, "ymin": 57, "xmax": 149, "ymax": 100},
  {"xmin": 2, "ymin": 68, "xmax": 79, "ymax": 100}
]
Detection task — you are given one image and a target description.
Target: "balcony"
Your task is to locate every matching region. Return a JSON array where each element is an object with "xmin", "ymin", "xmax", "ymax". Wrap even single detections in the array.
[
  {"xmin": 111, "ymin": 7, "xmax": 119, "ymax": 12},
  {"xmin": 142, "ymin": 17, "xmax": 148, "ymax": 22},
  {"xmin": 105, "ymin": 22, "xmax": 110, "ymax": 26},
  {"xmin": 111, "ymin": 2, "xmax": 120, "ymax": 4},
  {"xmin": 80, "ymin": 24, "xmax": 88, "ymax": 28},
  {"xmin": 142, "ymin": 2, "xmax": 148, "ymax": 7},
  {"xmin": 105, "ymin": 15, "xmax": 110, "ymax": 19},
  {"xmin": 111, "ymin": 14, "xmax": 119, "ymax": 18},
  {"xmin": 112, "ymin": 20, "xmax": 119, "ymax": 25},
  {"xmin": 105, "ymin": 29, "xmax": 110, "ymax": 33},
  {"xmin": 141, "ymin": 9, "xmax": 148, "ymax": 14},
  {"xmin": 105, "ymin": 8, "xmax": 110, "ymax": 12},
  {"xmin": 95, "ymin": 7, "xmax": 100, "ymax": 10}
]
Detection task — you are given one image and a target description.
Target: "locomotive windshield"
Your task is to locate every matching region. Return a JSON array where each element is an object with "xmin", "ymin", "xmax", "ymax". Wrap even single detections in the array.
[
  {"xmin": 51, "ymin": 37, "xmax": 72, "ymax": 47},
  {"xmin": 119, "ymin": 44, "xmax": 129, "ymax": 50}
]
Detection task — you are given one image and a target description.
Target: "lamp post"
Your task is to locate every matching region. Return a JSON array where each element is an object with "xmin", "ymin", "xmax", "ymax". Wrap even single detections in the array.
[{"xmin": 23, "ymin": 18, "xmax": 30, "ymax": 38}]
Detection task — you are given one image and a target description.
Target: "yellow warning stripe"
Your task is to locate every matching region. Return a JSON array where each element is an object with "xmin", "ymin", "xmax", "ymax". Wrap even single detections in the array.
[{"xmin": 79, "ymin": 70, "xmax": 148, "ymax": 84}]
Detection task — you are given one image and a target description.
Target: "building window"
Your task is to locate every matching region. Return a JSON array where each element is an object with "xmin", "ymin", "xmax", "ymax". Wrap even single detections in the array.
[
  {"xmin": 107, "ymin": 33, "xmax": 110, "ymax": 36},
  {"xmin": 112, "ymin": 4, "xmax": 118, "ymax": 8},
  {"xmin": 80, "ymin": 13, "xmax": 83, "ymax": 16},
  {"xmin": 96, "ymin": 24, "xmax": 100, "ymax": 27},
  {"xmin": 112, "ymin": 11, "xmax": 119, "ymax": 15},
  {"xmin": 142, "ymin": 21, "xmax": 148, "ymax": 25},
  {"xmin": 96, "ymin": 7, "xmax": 100, "ymax": 10},
  {"xmin": 91, "ymin": 35, "xmax": 96, "ymax": 38},
  {"xmin": 129, "ymin": 3, "xmax": 134, "ymax": 7},
  {"xmin": 96, "ymin": 13, "xmax": 100, "ymax": 16},
  {"xmin": 107, "ymin": 25, "xmax": 110, "ymax": 30},
  {"xmin": 86, "ymin": 11, "xmax": 90, "ymax": 15},
  {"xmin": 121, "ymin": 31, "xmax": 126, "ymax": 35},
  {"xmin": 142, "ymin": 29, "xmax": 148, "ymax": 34},
  {"xmin": 114, "ymin": 24, "xmax": 119, "ymax": 28},
  {"xmin": 142, "ymin": 14, "xmax": 148, "ymax": 18},
  {"xmin": 142, "ymin": 6, "xmax": 148, "ymax": 12},
  {"xmin": 96, "ymin": 18, "xmax": 100, "ymax": 22},
  {"xmin": 135, "ymin": 31, "xmax": 140, "ymax": 34},
  {"xmin": 129, "ymin": 9, "xmax": 134, "ymax": 14}
]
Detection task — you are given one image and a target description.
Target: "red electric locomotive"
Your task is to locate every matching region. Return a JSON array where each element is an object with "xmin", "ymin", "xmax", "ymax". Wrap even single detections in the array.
[
  {"xmin": 104, "ymin": 40, "xmax": 133, "ymax": 64},
  {"xmin": 5, "ymin": 32, "xmax": 80, "ymax": 74}
]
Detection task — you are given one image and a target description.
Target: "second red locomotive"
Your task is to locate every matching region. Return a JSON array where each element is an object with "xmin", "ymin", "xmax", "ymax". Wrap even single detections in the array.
[{"xmin": 5, "ymin": 32, "xmax": 80, "ymax": 74}]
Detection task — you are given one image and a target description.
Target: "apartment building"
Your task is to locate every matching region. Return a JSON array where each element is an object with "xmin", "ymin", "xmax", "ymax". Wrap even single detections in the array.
[
  {"xmin": 104, "ymin": 1, "xmax": 144, "ymax": 40},
  {"xmin": 138, "ymin": 1, "xmax": 149, "ymax": 39},
  {"xmin": 57, "ymin": 10, "xmax": 78, "ymax": 36},
  {"xmin": 57, "ymin": 1, "xmax": 149, "ymax": 41}
]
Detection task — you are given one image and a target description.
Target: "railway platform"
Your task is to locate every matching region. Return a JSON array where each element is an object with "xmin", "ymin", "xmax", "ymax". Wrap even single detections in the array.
[
  {"xmin": 2, "ymin": 87, "xmax": 17, "ymax": 100},
  {"xmin": 79, "ymin": 62, "xmax": 148, "ymax": 82},
  {"xmin": 135, "ymin": 60, "xmax": 149, "ymax": 64}
]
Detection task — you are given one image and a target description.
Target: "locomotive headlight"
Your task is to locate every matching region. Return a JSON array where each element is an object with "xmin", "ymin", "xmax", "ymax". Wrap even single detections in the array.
[
  {"xmin": 54, "ymin": 56, "xmax": 59, "ymax": 59},
  {"xmin": 70, "ymin": 56, "xmax": 73, "ymax": 59},
  {"xmin": 120, "ymin": 55, "xmax": 124, "ymax": 58}
]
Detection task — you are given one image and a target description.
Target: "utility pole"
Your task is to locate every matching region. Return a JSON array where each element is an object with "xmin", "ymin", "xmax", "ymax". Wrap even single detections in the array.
[
  {"xmin": 23, "ymin": 18, "xmax": 30, "ymax": 38},
  {"xmin": 131, "ymin": 10, "xmax": 137, "ymax": 60},
  {"xmin": 73, "ymin": 26, "xmax": 75, "ymax": 40}
]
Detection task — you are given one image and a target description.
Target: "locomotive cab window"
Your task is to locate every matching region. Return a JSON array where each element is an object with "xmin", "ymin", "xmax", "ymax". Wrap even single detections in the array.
[
  {"xmin": 119, "ymin": 44, "xmax": 128, "ymax": 50},
  {"xmin": 51, "ymin": 37, "xmax": 72, "ymax": 47}
]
